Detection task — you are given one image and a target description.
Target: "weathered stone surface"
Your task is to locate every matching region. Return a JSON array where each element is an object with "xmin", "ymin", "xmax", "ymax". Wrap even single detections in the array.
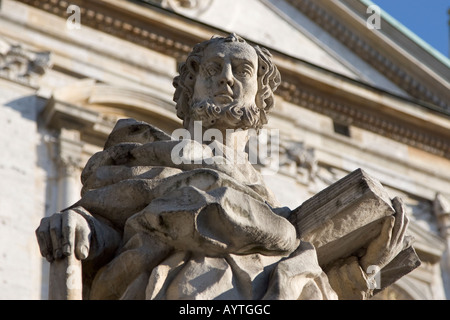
[
  {"xmin": 289, "ymin": 168, "xmax": 397, "ymax": 266},
  {"xmin": 49, "ymin": 254, "xmax": 82, "ymax": 300},
  {"xmin": 373, "ymin": 245, "xmax": 421, "ymax": 294},
  {"xmin": 103, "ymin": 118, "xmax": 172, "ymax": 149},
  {"xmin": 80, "ymin": 142, "xmax": 142, "ymax": 187}
]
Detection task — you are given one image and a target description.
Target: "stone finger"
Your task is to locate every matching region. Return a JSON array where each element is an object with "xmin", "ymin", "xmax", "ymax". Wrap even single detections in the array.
[
  {"xmin": 62, "ymin": 210, "xmax": 77, "ymax": 256},
  {"xmin": 36, "ymin": 217, "xmax": 52, "ymax": 261},
  {"xmin": 49, "ymin": 213, "xmax": 63, "ymax": 259},
  {"xmin": 391, "ymin": 197, "xmax": 405, "ymax": 242},
  {"xmin": 380, "ymin": 215, "xmax": 395, "ymax": 247},
  {"xmin": 392, "ymin": 197, "xmax": 405, "ymax": 218},
  {"xmin": 393, "ymin": 197, "xmax": 410, "ymax": 248},
  {"xmin": 396, "ymin": 212, "xmax": 410, "ymax": 248},
  {"xmin": 75, "ymin": 218, "xmax": 91, "ymax": 260}
]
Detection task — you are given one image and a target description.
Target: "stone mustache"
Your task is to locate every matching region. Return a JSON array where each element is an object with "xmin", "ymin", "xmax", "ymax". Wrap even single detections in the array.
[{"xmin": 35, "ymin": 34, "xmax": 419, "ymax": 300}]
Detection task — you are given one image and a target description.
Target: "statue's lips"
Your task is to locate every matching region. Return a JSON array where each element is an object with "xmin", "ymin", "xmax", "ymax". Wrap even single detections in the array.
[{"xmin": 214, "ymin": 94, "xmax": 234, "ymax": 104}]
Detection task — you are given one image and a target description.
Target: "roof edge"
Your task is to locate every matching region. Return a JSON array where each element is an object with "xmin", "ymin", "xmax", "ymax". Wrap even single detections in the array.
[{"xmin": 359, "ymin": 0, "xmax": 450, "ymax": 69}]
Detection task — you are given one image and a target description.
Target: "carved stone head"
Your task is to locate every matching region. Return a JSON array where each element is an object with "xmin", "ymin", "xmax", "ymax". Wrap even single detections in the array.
[{"xmin": 173, "ymin": 34, "xmax": 281, "ymax": 132}]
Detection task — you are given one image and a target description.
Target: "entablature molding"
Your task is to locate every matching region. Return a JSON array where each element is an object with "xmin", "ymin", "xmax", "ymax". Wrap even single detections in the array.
[
  {"xmin": 275, "ymin": 61, "xmax": 450, "ymax": 160},
  {"xmin": 40, "ymin": 83, "xmax": 182, "ymax": 146},
  {"xmin": 14, "ymin": 0, "xmax": 210, "ymax": 61}
]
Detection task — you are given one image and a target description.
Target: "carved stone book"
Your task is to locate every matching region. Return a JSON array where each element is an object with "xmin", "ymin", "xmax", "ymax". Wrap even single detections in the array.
[{"xmin": 288, "ymin": 168, "xmax": 420, "ymax": 291}]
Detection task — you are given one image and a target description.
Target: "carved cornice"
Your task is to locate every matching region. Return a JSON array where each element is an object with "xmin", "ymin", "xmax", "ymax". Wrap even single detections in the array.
[
  {"xmin": 140, "ymin": 0, "xmax": 213, "ymax": 14},
  {"xmin": 407, "ymin": 221, "xmax": 446, "ymax": 264},
  {"xmin": 15, "ymin": 0, "xmax": 203, "ymax": 61},
  {"xmin": 284, "ymin": 0, "xmax": 449, "ymax": 111},
  {"xmin": 434, "ymin": 193, "xmax": 450, "ymax": 238},
  {"xmin": 277, "ymin": 80, "xmax": 450, "ymax": 159},
  {"xmin": 0, "ymin": 38, "xmax": 51, "ymax": 86}
]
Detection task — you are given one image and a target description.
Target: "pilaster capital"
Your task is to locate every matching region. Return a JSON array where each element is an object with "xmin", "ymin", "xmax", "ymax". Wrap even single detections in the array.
[
  {"xmin": 0, "ymin": 37, "xmax": 51, "ymax": 86},
  {"xmin": 434, "ymin": 193, "xmax": 450, "ymax": 238},
  {"xmin": 56, "ymin": 128, "xmax": 84, "ymax": 177}
]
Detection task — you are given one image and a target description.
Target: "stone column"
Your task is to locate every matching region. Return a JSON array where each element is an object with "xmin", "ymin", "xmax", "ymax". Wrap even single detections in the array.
[
  {"xmin": 56, "ymin": 128, "xmax": 83, "ymax": 209},
  {"xmin": 50, "ymin": 128, "xmax": 84, "ymax": 300},
  {"xmin": 434, "ymin": 193, "xmax": 450, "ymax": 299}
]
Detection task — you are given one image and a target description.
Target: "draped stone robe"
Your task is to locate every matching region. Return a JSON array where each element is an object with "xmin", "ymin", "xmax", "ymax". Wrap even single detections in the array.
[{"xmin": 71, "ymin": 119, "xmax": 371, "ymax": 300}]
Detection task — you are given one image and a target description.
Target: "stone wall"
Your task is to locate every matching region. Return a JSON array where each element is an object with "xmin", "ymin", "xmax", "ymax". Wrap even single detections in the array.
[{"xmin": 0, "ymin": 79, "xmax": 47, "ymax": 299}]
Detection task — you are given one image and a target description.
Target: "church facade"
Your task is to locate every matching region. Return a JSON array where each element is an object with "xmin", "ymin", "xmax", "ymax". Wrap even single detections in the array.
[{"xmin": 0, "ymin": 0, "xmax": 449, "ymax": 299}]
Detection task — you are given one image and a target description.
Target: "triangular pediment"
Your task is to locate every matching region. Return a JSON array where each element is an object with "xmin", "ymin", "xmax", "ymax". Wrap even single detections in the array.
[{"xmin": 160, "ymin": 0, "xmax": 362, "ymax": 79}]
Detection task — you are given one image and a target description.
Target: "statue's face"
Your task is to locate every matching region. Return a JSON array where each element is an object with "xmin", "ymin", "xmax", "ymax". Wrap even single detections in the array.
[{"xmin": 192, "ymin": 41, "xmax": 259, "ymax": 110}]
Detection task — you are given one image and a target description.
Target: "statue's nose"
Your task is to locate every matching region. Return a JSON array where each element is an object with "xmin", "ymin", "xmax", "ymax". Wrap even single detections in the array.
[{"xmin": 219, "ymin": 63, "xmax": 234, "ymax": 87}]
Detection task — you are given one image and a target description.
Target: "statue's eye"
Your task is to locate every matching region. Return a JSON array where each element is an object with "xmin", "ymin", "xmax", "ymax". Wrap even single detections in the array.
[
  {"xmin": 235, "ymin": 64, "xmax": 253, "ymax": 78},
  {"xmin": 203, "ymin": 63, "xmax": 220, "ymax": 76}
]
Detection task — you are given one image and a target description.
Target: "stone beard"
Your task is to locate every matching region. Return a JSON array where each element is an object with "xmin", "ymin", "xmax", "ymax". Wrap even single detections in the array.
[{"xmin": 190, "ymin": 98, "xmax": 261, "ymax": 130}]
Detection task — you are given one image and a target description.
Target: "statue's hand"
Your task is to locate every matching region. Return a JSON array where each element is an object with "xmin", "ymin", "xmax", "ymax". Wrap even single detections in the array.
[
  {"xmin": 35, "ymin": 209, "xmax": 91, "ymax": 262},
  {"xmin": 360, "ymin": 197, "xmax": 412, "ymax": 273}
]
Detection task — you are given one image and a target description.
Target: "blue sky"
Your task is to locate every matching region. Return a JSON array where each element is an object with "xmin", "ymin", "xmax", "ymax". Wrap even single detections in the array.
[{"xmin": 371, "ymin": 0, "xmax": 449, "ymax": 58}]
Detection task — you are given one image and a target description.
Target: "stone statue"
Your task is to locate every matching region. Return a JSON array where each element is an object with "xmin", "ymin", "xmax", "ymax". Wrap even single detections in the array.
[{"xmin": 36, "ymin": 34, "xmax": 415, "ymax": 300}]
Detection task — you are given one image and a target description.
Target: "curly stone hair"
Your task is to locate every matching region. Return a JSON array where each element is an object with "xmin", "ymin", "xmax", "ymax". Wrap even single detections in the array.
[{"xmin": 172, "ymin": 34, "xmax": 281, "ymax": 130}]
